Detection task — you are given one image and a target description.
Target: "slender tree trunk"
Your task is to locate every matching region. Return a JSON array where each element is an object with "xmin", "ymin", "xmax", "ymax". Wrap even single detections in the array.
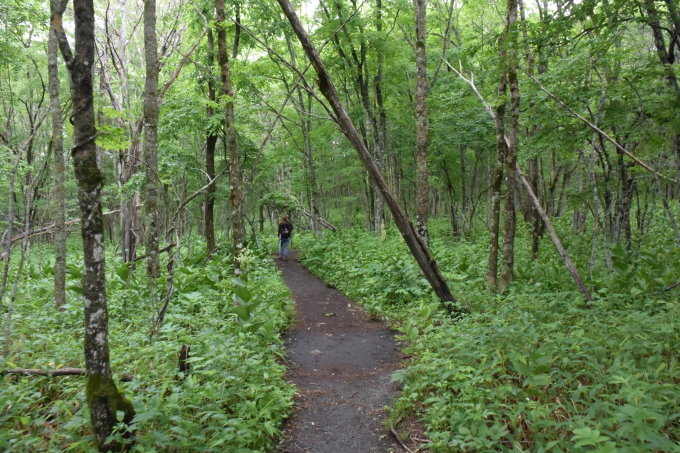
[
  {"xmin": 49, "ymin": 24, "xmax": 66, "ymax": 309},
  {"xmin": 374, "ymin": 0, "xmax": 386, "ymax": 234},
  {"xmin": 143, "ymin": 0, "xmax": 160, "ymax": 278},
  {"xmin": 52, "ymin": 1, "xmax": 135, "ymax": 449},
  {"xmin": 414, "ymin": 0, "xmax": 430, "ymax": 245},
  {"xmin": 487, "ymin": 35, "xmax": 508, "ymax": 289},
  {"xmin": 216, "ymin": 0, "xmax": 243, "ymax": 271},
  {"xmin": 205, "ymin": 29, "xmax": 217, "ymax": 256},
  {"xmin": 277, "ymin": 0, "xmax": 458, "ymax": 309},
  {"xmin": 529, "ymin": 157, "xmax": 541, "ymax": 259},
  {"xmin": 499, "ymin": 0, "xmax": 520, "ymax": 292},
  {"xmin": 4, "ymin": 188, "xmax": 31, "ymax": 357}
]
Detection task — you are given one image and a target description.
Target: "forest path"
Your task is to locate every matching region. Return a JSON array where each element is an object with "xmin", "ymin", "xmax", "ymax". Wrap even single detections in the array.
[{"xmin": 276, "ymin": 249, "xmax": 405, "ymax": 453}]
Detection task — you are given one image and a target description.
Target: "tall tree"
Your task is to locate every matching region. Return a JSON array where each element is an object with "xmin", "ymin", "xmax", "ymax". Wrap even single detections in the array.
[
  {"xmin": 499, "ymin": 0, "xmax": 519, "ymax": 292},
  {"xmin": 374, "ymin": 0, "xmax": 386, "ymax": 234},
  {"xmin": 205, "ymin": 28, "xmax": 218, "ymax": 256},
  {"xmin": 143, "ymin": 0, "xmax": 160, "ymax": 278},
  {"xmin": 215, "ymin": 0, "xmax": 244, "ymax": 270},
  {"xmin": 487, "ymin": 33, "xmax": 508, "ymax": 289},
  {"xmin": 48, "ymin": 11, "xmax": 66, "ymax": 308},
  {"xmin": 414, "ymin": 0, "xmax": 430, "ymax": 245},
  {"xmin": 51, "ymin": 0, "xmax": 135, "ymax": 449}
]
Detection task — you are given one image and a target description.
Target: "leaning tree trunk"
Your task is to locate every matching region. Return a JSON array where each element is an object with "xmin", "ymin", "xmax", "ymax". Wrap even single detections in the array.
[
  {"xmin": 499, "ymin": 0, "xmax": 520, "ymax": 292},
  {"xmin": 216, "ymin": 0, "xmax": 244, "ymax": 271},
  {"xmin": 414, "ymin": 0, "xmax": 430, "ymax": 245},
  {"xmin": 52, "ymin": 1, "xmax": 135, "ymax": 450},
  {"xmin": 276, "ymin": 0, "xmax": 458, "ymax": 310},
  {"xmin": 143, "ymin": 0, "xmax": 160, "ymax": 278},
  {"xmin": 48, "ymin": 23, "xmax": 67, "ymax": 309}
]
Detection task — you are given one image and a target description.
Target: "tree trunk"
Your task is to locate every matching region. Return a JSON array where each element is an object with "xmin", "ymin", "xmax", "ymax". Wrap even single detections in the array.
[
  {"xmin": 374, "ymin": 0, "xmax": 386, "ymax": 235},
  {"xmin": 276, "ymin": 0, "xmax": 458, "ymax": 309},
  {"xmin": 205, "ymin": 29, "xmax": 217, "ymax": 256},
  {"xmin": 52, "ymin": 1, "xmax": 135, "ymax": 450},
  {"xmin": 414, "ymin": 0, "xmax": 430, "ymax": 246},
  {"xmin": 216, "ymin": 0, "xmax": 244, "ymax": 271},
  {"xmin": 499, "ymin": 0, "xmax": 520, "ymax": 292},
  {"xmin": 487, "ymin": 32, "xmax": 508, "ymax": 289},
  {"xmin": 143, "ymin": 0, "xmax": 160, "ymax": 278},
  {"xmin": 49, "ymin": 24, "xmax": 66, "ymax": 309}
]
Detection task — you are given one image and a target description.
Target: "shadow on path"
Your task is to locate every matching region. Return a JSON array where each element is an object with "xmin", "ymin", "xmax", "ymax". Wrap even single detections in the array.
[{"xmin": 276, "ymin": 249, "xmax": 404, "ymax": 453}]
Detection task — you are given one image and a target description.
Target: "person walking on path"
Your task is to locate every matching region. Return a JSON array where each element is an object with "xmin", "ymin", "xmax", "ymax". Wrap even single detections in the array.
[{"xmin": 278, "ymin": 216, "xmax": 293, "ymax": 260}]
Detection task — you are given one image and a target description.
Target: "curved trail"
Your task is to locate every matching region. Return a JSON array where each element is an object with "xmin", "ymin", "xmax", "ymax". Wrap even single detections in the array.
[{"xmin": 276, "ymin": 249, "xmax": 404, "ymax": 453}]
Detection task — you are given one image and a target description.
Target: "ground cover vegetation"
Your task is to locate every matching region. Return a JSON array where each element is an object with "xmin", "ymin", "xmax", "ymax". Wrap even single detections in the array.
[
  {"xmin": 1, "ymin": 239, "xmax": 295, "ymax": 452},
  {"xmin": 297, "ymin": 223, "xmax": 680, "ymax": 452},
  {"xmin": 2, "ymin": 0, "xmax": 680, "ymax": 450}
]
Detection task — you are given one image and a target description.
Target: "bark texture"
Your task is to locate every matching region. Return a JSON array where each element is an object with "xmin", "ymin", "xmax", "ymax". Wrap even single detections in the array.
[
  {"xmin": 52, "ymin": 0, "xmax": 135, "ymax": 449},
  {"xmin": 499, "ymin": 0, "xmax": 520, "ymax": 292},
  {"xmin": 276, "ymin": 0, "xmax": 458, "ymax": 309},
  {"xmin": 414, "ymin": 0, "xmax": 430, "ymax": 245},
  {"xmin": 143, "ymin": 0, "xmax": 160, "ymax": 278},
  {"xmin": 48, "ymin": 23, "xmax": 66, "ymax": 309}
]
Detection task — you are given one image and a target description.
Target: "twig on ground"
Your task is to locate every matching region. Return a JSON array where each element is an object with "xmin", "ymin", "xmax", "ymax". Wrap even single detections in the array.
[
  {"xmin": 390, "ymin": 416, "xmax": 413, "ymax": 453},
  {"xmin": 2, "ymin": 367, "xmax": 134, "ymax": 382},
  {"xmin": 652, "ymin": 280, "xmax": 680, "ymax": 295}
]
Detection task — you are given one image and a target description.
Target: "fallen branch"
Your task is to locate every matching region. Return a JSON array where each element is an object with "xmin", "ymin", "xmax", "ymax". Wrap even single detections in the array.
[
  {"xmin": 517, "ymin": 165, "xmax": 593, "ymax": 303},
  {"xmin": 0, "ymin": 210, "xmax": 121, "ymax": 260},
  {"xmin": 133, "ymin": 243, "xmax": 176, "ymax": 262},
  {"xmin": 390, "ymin": 416, "xmax": 413, "ymax": 453},
  {"xmin": 652, "ymin": 280, "xmax": 680, "ymax": 295},
  {"xmin": 524, "ymin": 71, "xmax": 676, "ymax": 183},
  {"xmin": 2, "ymin": 367, "xmax": 133, "ymax": 382}
]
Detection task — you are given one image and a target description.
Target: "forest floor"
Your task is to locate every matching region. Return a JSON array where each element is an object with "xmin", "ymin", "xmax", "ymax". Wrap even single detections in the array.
[{"xmin": 275, "ymin": 249, "xmax": 419, "ymax": 453}]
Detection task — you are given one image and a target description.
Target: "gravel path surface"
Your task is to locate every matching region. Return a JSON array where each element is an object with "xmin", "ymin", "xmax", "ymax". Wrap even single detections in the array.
[{"xmin": 276, "ymin": 249, "xmax": 406, "ymax": 453}]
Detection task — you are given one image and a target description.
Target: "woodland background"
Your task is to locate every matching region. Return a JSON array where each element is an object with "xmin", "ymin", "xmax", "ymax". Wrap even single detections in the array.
[{"xmin": 1, "ymin": 0, "xmax": 679, "ymax": 451}]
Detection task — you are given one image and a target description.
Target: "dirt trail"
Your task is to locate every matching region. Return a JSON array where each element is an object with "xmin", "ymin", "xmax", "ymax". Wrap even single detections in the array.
[{"xmin": 276, "ymin": 249, "xmax": 404, "ymax": 453}]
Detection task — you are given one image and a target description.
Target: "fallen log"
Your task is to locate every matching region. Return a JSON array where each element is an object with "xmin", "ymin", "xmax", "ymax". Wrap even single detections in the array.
[{"xmin": 2, "ymin": 367, "xmax": 134, "ymax": 382}]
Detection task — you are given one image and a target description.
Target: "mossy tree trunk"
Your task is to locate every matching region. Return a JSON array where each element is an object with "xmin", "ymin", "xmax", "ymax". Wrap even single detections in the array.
[
  {"xmin": 51, "ymin": 0, "xmax": 135, "ymax": 450},
  {"xmin": 215, "ymin": 0, "xmax": 244, "ymax": 271}
]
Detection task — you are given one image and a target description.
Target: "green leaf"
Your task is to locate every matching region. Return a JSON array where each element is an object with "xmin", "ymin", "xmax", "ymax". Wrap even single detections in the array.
[
  {"xmin": 234, "ymin": 305, "xmax": 250, "ymax": 322},
  {"xmin": 67, "ymin": 285, "xmax": 83, "ymax": 295},
  {"xmin": 116, "ymin": 262, "xmax": 130, "ymax": 281},
  {"xmin": 233, "ymin": 286, "xmax": 252, "ymax": 303}
]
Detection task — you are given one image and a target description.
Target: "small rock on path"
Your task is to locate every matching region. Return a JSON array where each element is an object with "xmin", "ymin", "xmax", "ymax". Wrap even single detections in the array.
[{"xmin": 276, "ymin": 249, "xmax": 404, "ymax": 453}]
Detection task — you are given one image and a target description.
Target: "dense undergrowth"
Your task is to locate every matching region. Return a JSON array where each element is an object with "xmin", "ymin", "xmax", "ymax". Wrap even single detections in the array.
[
  {"xmin": 297, "ymin": 220, "xmax": 680, "ymax": 452},
  {"xmin": 0, "ymin": 240, "xmax": 295, "ymax": 452}
]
